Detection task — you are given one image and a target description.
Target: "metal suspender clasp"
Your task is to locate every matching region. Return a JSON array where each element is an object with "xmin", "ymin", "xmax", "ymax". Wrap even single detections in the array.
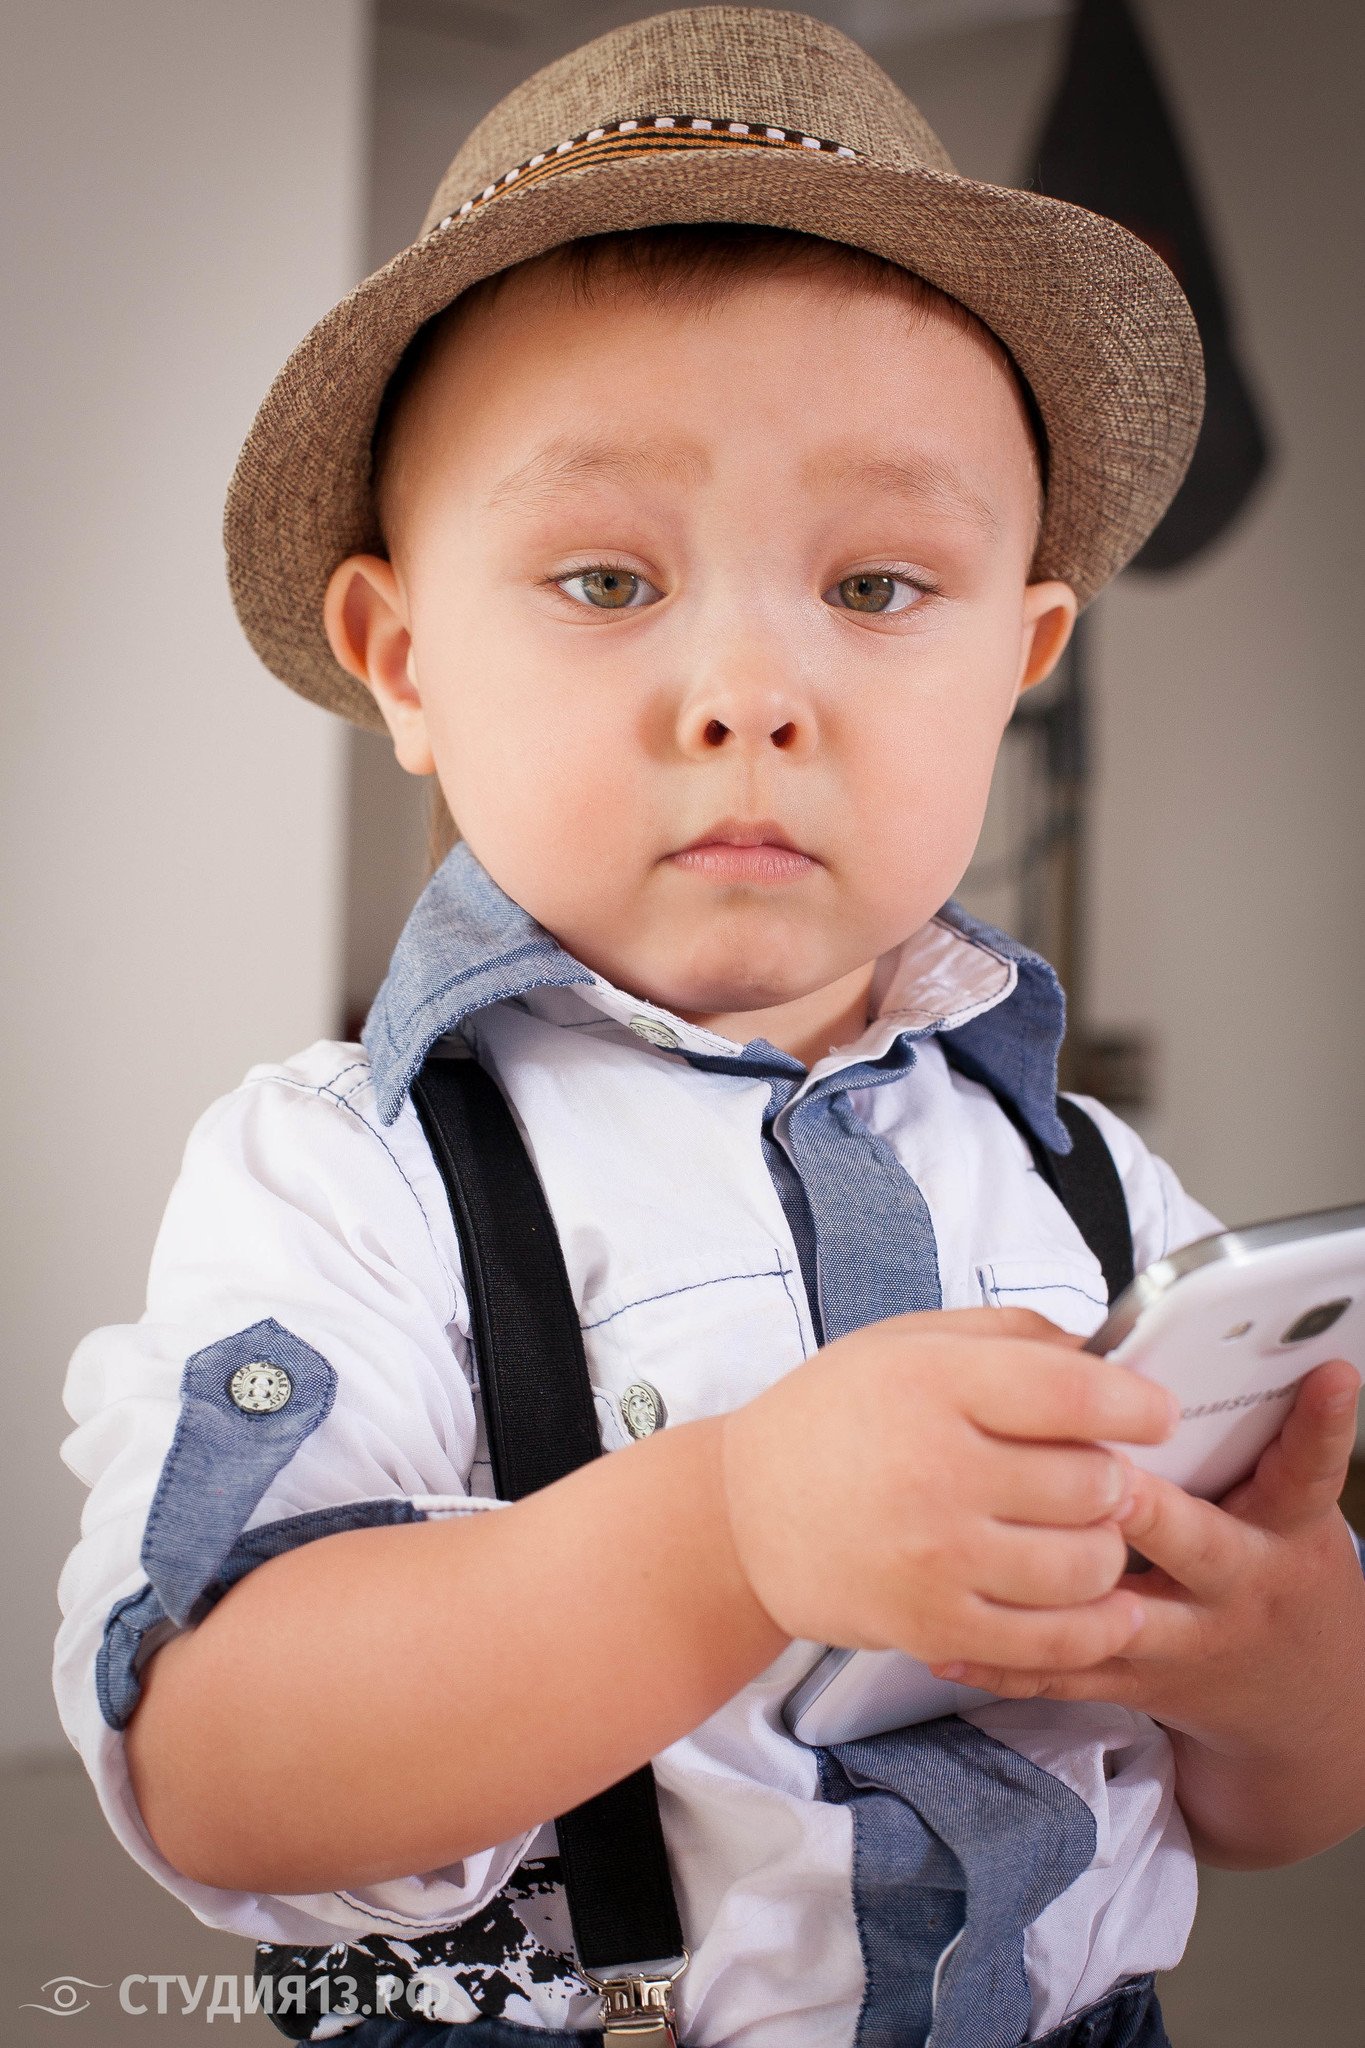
[{"xmin": 579, "ymin": 1952, "xmax": 689, "ymax": 2045}]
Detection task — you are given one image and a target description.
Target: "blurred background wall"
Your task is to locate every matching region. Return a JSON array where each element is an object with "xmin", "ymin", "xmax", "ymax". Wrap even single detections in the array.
[
  {"xmin": 3, "ymin": 0, "xmax": 367, "ymax": 1757},
  {"xmin": 4, "ymin": 2, "xmax": 1363, "ymax": 2041}
]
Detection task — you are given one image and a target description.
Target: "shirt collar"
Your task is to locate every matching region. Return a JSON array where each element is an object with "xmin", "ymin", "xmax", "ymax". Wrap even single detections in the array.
[{"xmin": 362, "ymin": 837, "xmax": 1069, "ymax": 1151}]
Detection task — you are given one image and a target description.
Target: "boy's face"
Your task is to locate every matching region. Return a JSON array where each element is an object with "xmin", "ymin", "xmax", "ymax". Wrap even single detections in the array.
[{"xmin": 327, "ymin": 257, "xmax": 1075, "ymax": 1044}]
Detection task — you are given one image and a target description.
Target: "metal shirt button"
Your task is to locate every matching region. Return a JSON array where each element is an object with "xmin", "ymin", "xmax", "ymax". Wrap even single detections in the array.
[
  {"xmin": 620, "ymin": 1380, "xmax": 667, "ymax": 1439},
  {"xmin": 228, "ymin": 1360, "xmax": 293, "ymax": 1413},
  {"xmin": 628, "ymin": 1016, "xmax": 682, "ymax": 1050}
]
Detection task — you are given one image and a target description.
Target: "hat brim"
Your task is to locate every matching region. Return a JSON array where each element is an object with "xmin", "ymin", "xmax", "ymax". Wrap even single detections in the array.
[{"xmin": 224, "ymin": 145, "xmax": 1203, "ymax": 730}]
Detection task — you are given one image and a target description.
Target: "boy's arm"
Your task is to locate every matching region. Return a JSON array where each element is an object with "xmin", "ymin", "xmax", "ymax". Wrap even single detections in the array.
[
  {"xmin": 127, "ymin": 1411, "xmax": 786, "ymax": 1893},
  {"xmin": 129, "ymin": 1292, "xmax": 1169, "ymax": 1896},
  {"xmin": 133, "ymin": 1302, "xmax": 1172, "ymax": 1892}
]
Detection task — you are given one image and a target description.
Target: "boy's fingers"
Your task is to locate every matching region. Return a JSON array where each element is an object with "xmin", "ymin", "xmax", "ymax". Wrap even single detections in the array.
[
  {"xmin": 1238, "ymin": 1361, "xmax": 1362, "ymax": 1535},
  {"xmin": 984, "ymin": 1440, "xmax": 1134, "ymax": 1529},
  {"xmin": 937, "ymin": 1587, "xmax": 1145, "ymax": 1671},
  {"xmin": 928, "ymin": 1658, "xmax": 1141, "ymax": 1704},
  {"xmin": 973, "ymin": 1350, "xmax": 1178, "ymax": 1448},
  {"xmin": 1116, "ymin": 1472, "xmax": 1244, "ymax": 1597},
  {"xmin": 973, "ymin": 1521, "xmax": 1130, "ymax": 1607},
  {"xmin": 931, "ymin": 1586, "xmax": 1204, "ymax": 1689}
]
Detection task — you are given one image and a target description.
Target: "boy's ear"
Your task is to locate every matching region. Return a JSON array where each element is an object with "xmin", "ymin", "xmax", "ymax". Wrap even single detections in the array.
[
  {"xmin": 1016, "ymin": 580, "xmax": 1079, "ymax": 697},
  {"xmin": 322, "ymin": 554, "xmax": 436, "ymax": 775}
]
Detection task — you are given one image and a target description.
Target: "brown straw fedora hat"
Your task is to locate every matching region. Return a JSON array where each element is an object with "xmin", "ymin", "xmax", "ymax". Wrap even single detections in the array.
[{"xmin": 224, "ymin": 4, "xmax": 1204, "ymax": 731}]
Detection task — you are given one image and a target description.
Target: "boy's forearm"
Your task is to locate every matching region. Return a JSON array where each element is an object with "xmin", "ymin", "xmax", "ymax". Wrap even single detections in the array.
[
  {"xmin": 1169, "ymin": 1696, "xmax": 1365, "ymax": 1869},
  {"xmin": 126, "ymin": 1416, "xmax": 788, "ymax": 1895},
  {"xmin": 1163, "ymin": 1504, "xmax": 1365, "ymax": 1869}
]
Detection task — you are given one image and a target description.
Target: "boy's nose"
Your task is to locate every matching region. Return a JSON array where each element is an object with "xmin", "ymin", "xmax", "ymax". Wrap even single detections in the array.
[{"xmin": 674, "ymin": 676, "xmax": 816, "ymax": 760}]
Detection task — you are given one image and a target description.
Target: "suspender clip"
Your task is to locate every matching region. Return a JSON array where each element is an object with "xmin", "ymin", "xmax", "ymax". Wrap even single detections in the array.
[{"xmin": 580, "ymin": 1951, "xmax": 689, "ymax": 2045}]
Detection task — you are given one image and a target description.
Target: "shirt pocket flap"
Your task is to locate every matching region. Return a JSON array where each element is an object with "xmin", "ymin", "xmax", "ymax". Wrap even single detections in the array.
[{"xmin": 976, "ymin": 1257, "xmax": 1110, "ymax": 1338}]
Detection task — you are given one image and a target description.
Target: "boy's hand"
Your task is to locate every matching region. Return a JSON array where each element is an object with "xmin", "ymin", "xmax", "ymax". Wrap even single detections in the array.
[
  {"xmin": 719, "ymin": 1307, "xmax": 1177, "ymax": 1670},
  {"xmin": 927, "ymin": 1358, "xmax": 1365, "ymax": 1863}
]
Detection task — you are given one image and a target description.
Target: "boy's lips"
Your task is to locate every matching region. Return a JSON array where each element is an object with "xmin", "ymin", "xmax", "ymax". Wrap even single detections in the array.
[{"xmin": 668, "ymin": 818, "xmax": 816, "ymax": 883}]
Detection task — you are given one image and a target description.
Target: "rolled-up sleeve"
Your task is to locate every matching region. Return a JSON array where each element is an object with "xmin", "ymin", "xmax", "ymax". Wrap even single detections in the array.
[{"xmin": 53, "ymin": 1042, "xmax": 540, "ymax": 1945}]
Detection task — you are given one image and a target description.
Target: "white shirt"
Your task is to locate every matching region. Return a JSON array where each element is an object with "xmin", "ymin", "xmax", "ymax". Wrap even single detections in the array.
[{"xmin": 54, "ymin": 843, "xmax": 1220, "ymax": 2043}]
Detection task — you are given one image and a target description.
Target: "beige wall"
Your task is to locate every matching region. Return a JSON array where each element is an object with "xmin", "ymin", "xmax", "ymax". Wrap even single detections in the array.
[{"xmin": 4, "ymin": 0, "xmax": 369, "ymax": 1756}]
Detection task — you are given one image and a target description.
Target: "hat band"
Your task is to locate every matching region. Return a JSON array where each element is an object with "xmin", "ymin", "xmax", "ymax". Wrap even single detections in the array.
[{"xmin": 432, "ymin": 117, "xmax": 861, "ymax": 234}]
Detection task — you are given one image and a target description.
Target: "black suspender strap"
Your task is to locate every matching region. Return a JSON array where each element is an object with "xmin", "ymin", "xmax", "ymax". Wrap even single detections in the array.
[
  {"xmin": 412, "ymin": 1047, "xmax": 603, "ymax": 1501},
  {"xmin": 409, "ymin": 1047, "xmax": 687, "ymax": 1983},
  {"xmin": 1037, "ymin": 1097, "xmax": 1136, "ymax": 1306},
  {"xmin": 937, "ymin": 1041, "xmax": 1134, "ymax": 1306}
]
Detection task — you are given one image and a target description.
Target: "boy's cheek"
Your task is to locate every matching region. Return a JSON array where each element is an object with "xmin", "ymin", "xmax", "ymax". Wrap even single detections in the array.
[{"xmin": 418, "ymin": 626, "xmax": 1003, "ymax": 968}]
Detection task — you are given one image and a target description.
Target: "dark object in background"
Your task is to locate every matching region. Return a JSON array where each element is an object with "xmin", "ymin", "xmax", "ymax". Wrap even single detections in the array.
[
  {"xmin": 991, "ymin": 0, "xmax": 1276, "ymax": 1111},
  {"xmin": 1029, "ymin": 0, "xmax": 1271, "ymax": 569}
]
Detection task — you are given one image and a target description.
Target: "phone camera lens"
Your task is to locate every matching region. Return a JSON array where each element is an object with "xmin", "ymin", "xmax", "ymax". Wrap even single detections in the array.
[{"xmin": 1280, "ymin": 1298, "xmax": 1351, "ymax": 1344}]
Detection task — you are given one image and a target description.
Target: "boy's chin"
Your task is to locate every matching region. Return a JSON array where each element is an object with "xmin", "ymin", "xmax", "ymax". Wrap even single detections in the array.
[{"xmin": 641, "ymin": 944, "xmax": 837, "ymax": 1023}]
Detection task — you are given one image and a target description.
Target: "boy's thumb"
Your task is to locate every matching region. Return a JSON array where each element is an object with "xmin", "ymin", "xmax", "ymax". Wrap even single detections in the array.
[{"xmin": 1238, "ymin": 1359, "xmax": 1361, "ymax": 1534}]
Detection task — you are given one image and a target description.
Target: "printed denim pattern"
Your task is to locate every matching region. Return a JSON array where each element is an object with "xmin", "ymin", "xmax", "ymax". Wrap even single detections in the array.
[
  {"xmin": 330, "ymin": 2021, "xmax": 595, "ymax": 2046},
  {"xmin": 253, "ymin": 1857, "xmax": 584, "ymax": 2044},
  {"xmin": 325, "ymin": 1973, "xmax": 1168, "ymax": 2046}
]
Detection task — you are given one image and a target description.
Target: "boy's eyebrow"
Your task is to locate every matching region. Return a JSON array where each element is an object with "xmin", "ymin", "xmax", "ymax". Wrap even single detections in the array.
[
  {"xmin": 811, "ymin": 450, "xmax": 1002, "ymax": 535},
  {"xmin": 486, "ymin": 433, "xmax": 710, "ymax": 509}
]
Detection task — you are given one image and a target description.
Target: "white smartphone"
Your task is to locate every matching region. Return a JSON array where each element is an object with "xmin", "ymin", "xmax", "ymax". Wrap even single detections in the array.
[{"xmin": 784, "ymin": 1202, "xmax": 1365, "ymax": 1746}]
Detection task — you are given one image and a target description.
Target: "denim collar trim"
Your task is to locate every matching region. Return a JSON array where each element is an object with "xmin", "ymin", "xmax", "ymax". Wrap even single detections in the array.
[
  {"xmin": 362, "ymin": 838, "xmax": 1069, "ymax": 1151},
  {"xmin": 362, "ymin": 840, "xmax": 594, "ymax": 1124},
  {"xmin": 932, "ymin": 898, "xmax": 1070, "ymax": 1151}
]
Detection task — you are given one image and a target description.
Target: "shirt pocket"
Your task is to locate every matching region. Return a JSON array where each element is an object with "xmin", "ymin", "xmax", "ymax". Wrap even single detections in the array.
[
  {"xmin": 976, "ymin": 1256, "xmax": 1110, "ymax": 1339},
  {"xmin": 581, "ymin": 1249, "xmax": 812, "ymax": 1432}
]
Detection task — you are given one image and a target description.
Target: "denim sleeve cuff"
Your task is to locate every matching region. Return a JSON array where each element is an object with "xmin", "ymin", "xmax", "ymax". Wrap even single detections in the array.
[{"xmin": 97, "ymin": 1496, "xmax": 426, "ymax": 1730}]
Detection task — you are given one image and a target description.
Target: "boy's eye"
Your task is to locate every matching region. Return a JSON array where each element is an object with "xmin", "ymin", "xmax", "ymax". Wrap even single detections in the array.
[
  {"xmin": 824, "ymin": 572, "xmax": 924, "ymax": 615},
  {"xmin": 557, "ymin": 567, "xmax": 660, "ymax": 610}
]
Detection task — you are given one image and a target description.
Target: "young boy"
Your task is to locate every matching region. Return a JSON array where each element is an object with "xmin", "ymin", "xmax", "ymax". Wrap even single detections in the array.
[{"xmin": 54, "ymin": 9, "xmax": 1365, "ymax": 2046}]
